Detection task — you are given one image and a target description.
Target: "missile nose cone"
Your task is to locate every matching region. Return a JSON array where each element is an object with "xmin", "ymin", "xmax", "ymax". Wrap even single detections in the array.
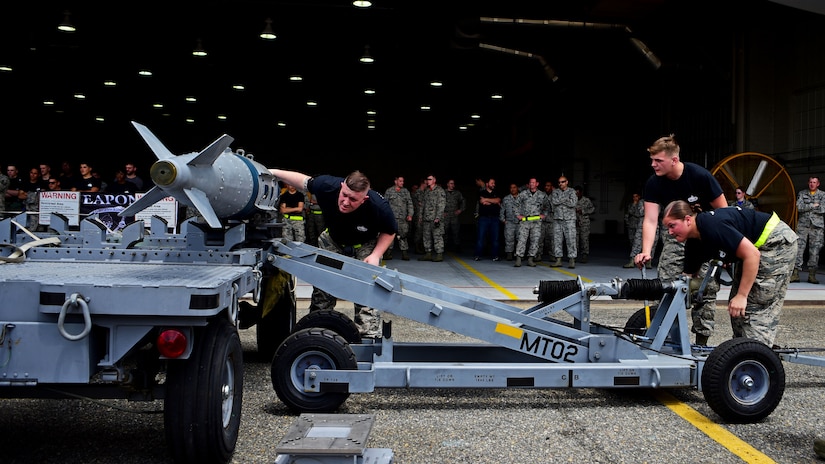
[{"xmin": 151, "ymin": 160, "xmax": 177, "ymax": 186}]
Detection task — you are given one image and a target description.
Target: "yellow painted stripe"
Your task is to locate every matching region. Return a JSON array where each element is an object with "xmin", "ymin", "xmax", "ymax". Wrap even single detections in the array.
[
  {"xmin": 495, "ymin": 323, "xmax": 524, "ymax": 339},
  {"xmin": 652, "ymin": 391, "xmax": 776, "ymax": 463},
  {"xmin": 454, "ymin": 256, "xmax": 520, "ymax": 300},
  {"xmin": 543, "ymin": 263, "xmax": 592, "ymax": 283}
]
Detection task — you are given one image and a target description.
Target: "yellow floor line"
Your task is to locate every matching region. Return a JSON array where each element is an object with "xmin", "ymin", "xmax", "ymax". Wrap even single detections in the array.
[
  {"xmin": 454, "ymin": 256, "xmax": 520, "ymax": 300},
  {"xmin": 652, "ymin": 390, "xmax": 776, "ymax": 463}
]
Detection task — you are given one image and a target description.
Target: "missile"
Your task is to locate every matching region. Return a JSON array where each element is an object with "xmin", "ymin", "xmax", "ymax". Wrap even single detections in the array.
[{"xmin": 119, "ymin": 121, "xmax": 280, "ymax": 228}]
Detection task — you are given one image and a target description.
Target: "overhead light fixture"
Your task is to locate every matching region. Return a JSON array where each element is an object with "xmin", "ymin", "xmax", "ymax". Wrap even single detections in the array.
[
  {"xmin": 58, "ymin": 10, "xmax": 76, "ymax": 33},
  {"xmin": 73, "ymin": 93, "xmax": 86, "ymax": 100},
  {"xmin": 289, "ymin": 75, "xmax": 303, "ymax": 81},
  {"xmin": 429, "ymin": 80, "xmax": 443, "ymax": 87},
  {"xmin": 260, "ymin": 18, "xmax": 277, "ymax": 40},
  {"xmin": 232, "ymin": 84, "xmax": 245, "ymax": 91},
  {"xmin": 629, "ymin": 37, "xmax": 662, "ymax": 70},
  {"xmin": 364, "ymin": 88, "xmax": 376, "ymax": 95},
  {"xmin": 353, "ymin": 1, "xmax": 372, "ymax": 8},
  {"xmin": 193, "ymin": 38, "xmax": 207, "ymax": 57},
  {"xmin": 138, "ymin": 69, "xmax": 153, "ymax": 76},
  {"xmin": 103, "ymin": 80, "xmax": 117, "ymax": 86},
  {"xmin": 360, "ymin": 45, "xmax": 374, "ymax": 63},
  {"xmin": 0, "ymin": 65, "xmax": 12, "ymax": 72},
  {"xmin": 185, "ymin": 96, "xmax": 197, "ymax": 102}
]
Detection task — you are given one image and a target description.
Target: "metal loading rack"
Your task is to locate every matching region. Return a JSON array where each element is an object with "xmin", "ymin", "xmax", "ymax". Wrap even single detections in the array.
[{"xmin": 266, "ymin": 239, "xmax": 825, "ymax": 423}]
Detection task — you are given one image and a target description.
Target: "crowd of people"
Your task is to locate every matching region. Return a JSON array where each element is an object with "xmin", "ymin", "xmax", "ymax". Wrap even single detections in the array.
[{"xmin": 0, "ymin": 161, "xmax": 150, "ymax": 228}]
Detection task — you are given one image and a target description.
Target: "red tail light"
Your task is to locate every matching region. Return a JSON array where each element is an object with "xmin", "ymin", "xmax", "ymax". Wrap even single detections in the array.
[{"xmin": 157, "ymin": 329, "xmax": 188, "ymax": 358}]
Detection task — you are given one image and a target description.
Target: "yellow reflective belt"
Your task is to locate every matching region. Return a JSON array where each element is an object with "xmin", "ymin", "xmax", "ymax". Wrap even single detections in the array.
[
  {"xmin": 527, "ymin": 215, "xmax": 541, "ymax": 221},
  {"xmin": 285, "ymin": 215, "xmax": 304, "ymax": 221},
  {"xmin": 754, "ymin": 212, "xmax": 779, "ymax": 248},
  {"xmin": 311, "ymin": 210, "xmax": 323, "ymax": 215}
]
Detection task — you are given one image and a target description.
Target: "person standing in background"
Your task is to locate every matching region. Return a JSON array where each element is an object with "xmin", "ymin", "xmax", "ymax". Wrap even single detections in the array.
[
  {"xmin": 443, "ymin": 179, "xmax": 466, "ymax": 252},
  {"xmin": 574, "ymin": 184, "xmax": 595, "ymax": 264},
  {"xmin": 278, "ymin": 182, "xmax": 306, "ymax": 243},
  {"xmin": 729, "ymin": 187, "xmax": 755, "ymax": 209},
  {"xmin": 550, "ymin": 176, "xmax": 578, "ymax": 268},
  {"xmin": 474, "ymin": 177, "xmax": 502, "ymax": 261},
  {"xmin": 418, "ymin": 174, "xmax": 447, "ymax": 262},
  {"xmin": 499, "ymin": 183, "xmax": 520, "ymax": 261},
  {"xmin": 537, "ymin": 180, "xmax": 555, "ymax": 262},
  {"xmin": 790, "ymin": 176, "xmax": 825, "ymax": 284},
  {"xmin": 304, "ymin": 191, "xmax": 325, "ymax": 247},
  {"xmin": 384, "ymin": 175, "xmax": 414, "ymax": 261},
  {"xmin": 623, "ymin": 192, "xmax": 647, "ymax": 268},
  {"xmin": 513, "ymin": 177, "xmax": 548, "ymax": 267}
]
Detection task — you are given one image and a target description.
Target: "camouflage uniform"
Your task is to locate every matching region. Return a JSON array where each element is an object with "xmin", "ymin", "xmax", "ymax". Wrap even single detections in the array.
[
  {"xmin": 794, "ymin": 187, "xmax": 825, "ymax": 272},
  {"xmin": 0, "ymin": 174, "xmax": 9, "ymax": 217},
  {"xmin": 24, "ymin": 185, "xmax": 44, "ymax": 231},
  {"xmin": 500, "ymin": 192, "xmax": 520, "ymax": 259},
  {"xmin": 575, "ymin": 194, "xmax": 595, "ymax": 259},
  {"xmin": 420, "ymin": 184, "xmax": 446, "ymax": 255},
  {"xmin": 659, "ymin": 233, "xmax": 719, "ymax": 338},
  {"xmin": 443, "ymin": 187, "xmax": 466, "ymax": 251},
  {"xmin": 729, "ymin": 221, "xmax": 797, "ymax": 346},
  {"xmin": 551, "ymin": 187, "xmax": 578, "ymax": 259},
  {"xmin": 279, "ymin": 190, "xmax": 306, "ymax": 243},
  {"xmin": 384, "ymin": 185, "xmax": 414, "ymax": 254},
  {"xmin": 624, "ymin": 200, "xmax": 644, "ymax": 250},
  {"xmin": 538, "ymin": 208, "xmax": 554, "ymax": 260},
  {"xmin": 413, "ymin": 187, "xmax": 425, "ymax": 253},
  {"xmin": 304, "ymin": 192, "xmax": 325, "ymax": 247},
  {"xmin": 515, "ymin": 189, "xmax": 548, "ymax": 259},
  {"xmin": 313, "ymin": 230, "xmax": 381, "ymax": 337}
]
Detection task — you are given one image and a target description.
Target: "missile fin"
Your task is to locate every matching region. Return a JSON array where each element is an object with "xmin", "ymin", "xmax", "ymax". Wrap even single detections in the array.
[
  {"xmin": 188, "ymin": 135, "xmax": 235, "ymax": 167},
  {"xmin": 118, "ymin": 186, "xmax": 171, "ymax": 218},
  {"xmin": 131, "ymin": 121, "xmax": 176, "ymax": 160},
  {"xmin": 184, "ymin": 188, "xmax": 223, "ymax": 229}
]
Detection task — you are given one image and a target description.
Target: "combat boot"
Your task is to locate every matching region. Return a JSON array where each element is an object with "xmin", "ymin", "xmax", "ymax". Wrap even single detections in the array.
[
  {"xmin": 790, "ymin": 268, "xmax": 800, "ymax": 282},
  {"xmin": 433, "ymin": 253, "xmax": 443, "ymax": 262},
  {"xmin": 506, "ymin": 252, "xmax": 514, "ymax": 261},
  {"xmin": 695, "ymin": 334, "xmax": 709, "ymax": 346},
  {"xmin": 418, "ymin": 253, "xmax": 432, "ymax": 261},
  {"xmin": 622, "ymin": 259, "xmax": 635, "ymax": 268},
  {"xmin": 514, "ymin": 256, "xmax": 522, "ymax": 267},
  {"xmin": 550, "ymin": 258, "xmax": 562, "ymax": 267},
  {"xmin": 534, "ymin": 255, "xmax": 542, "ymax": 263},
  {"xmin": 401, "ymin": 251, "xmax": 410, "ymax": 261},
  {"xmin": 527, "ymin": 257, "xmax": 536, "ymax": 267},
  {"xmin": 568, "ymin": 258, "xmax": 576, "ymax": 269},
  {"xmin": 383, "ymin": 250, "xmax": 393, "ymax": 260},
  {"xmin": 809, "ymin": 268, "xmax": 820, "ymax": 284},
  {"xmin": 580, "ymin": 254, "xmax": 588, "ymax": 264}
]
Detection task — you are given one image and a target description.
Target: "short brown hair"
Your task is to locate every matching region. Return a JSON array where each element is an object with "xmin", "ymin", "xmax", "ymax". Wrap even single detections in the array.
[
  {"xmin": 648, "ymin": 134, "xmax": 680, "ymax": 158},
  {"xmin": 345, "ymin": 170, "xmax": 370, "ymax": 192}
]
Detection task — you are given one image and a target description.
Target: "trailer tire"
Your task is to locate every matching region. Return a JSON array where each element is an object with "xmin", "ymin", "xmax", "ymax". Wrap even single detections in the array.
[
  {"xmin": 164, "ymin": 319, "xmax": 243, "ymax": 464},
  {"xmin": 271, "ymin": 328, "xmax": 357, "ymax": 413},
  {"xmin": 256, "ymin": 272, "xmax": 297, "ymax": 361},
  {"xmin": 292, "ymin": 309, "xmax": 362, "ymax": 344},
  {"xmin": 702, "ymin": 337, "xmax": 785, "ymax": 423},
  {"xmin": 624, "ymin": 306, "xmax": 657, "ymax": 336}
]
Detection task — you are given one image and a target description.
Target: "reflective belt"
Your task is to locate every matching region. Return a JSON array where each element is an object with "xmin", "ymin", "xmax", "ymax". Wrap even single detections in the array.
[
  {"xmin": 754, "ymin": 212, "xmax": 780, "ymax": 249},
  {"xmin": 521, "ymin": 215, "xmax": 541, "ymax": 221},
  {"xmin": 284, "ymin": 215, "xmax": 304, "ymax": 221},
  {"xmin": 311, "ymin": 210, "xmax": 323, "ymax": 215}
]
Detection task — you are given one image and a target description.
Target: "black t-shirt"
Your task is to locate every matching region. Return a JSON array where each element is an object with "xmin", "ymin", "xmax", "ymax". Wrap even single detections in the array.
[
  {"xmin": 73, "ymin": 176, "xmax": 103, "ymax": 192},
  {"xmin": 279, "ymin": 190, "xmax": 305, "ymax": 210},
  {"xmin": 478, "ymin": 189, "xmax": 501, "ymax": 218},
  {"xmin": 307, "ymin": 175, "xmax": 397, "ymax": 246},
  {"xmin": 643, "ymin": 162, "xmax": 724, "ymax": 213},
  {"xmin": 684, "ymin": 206, "xmax": 772, "ymax": 273}
]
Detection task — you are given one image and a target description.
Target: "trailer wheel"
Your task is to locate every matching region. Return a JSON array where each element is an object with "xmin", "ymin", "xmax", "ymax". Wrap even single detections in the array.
[
  {"xmin": 165, "ymin": 319, "xmax": 243, "ymax": 464},
  {"xmin": 292, "ymin": 309, "xmax": 362, "ymax": 344},
  {"xmin": 701, "ymin": 337, "xmax": 785, "ymax": 423},
  {"xmin": 624, "ymin": 306, "xmax": 657, "ymax": 336},
  {"xmin": 256, "ymin": 272, "xmax": 297, "ymax": 361},
  {"xmin": 271, "ymin": 328, "xmax": 357, "ymax": 413}
]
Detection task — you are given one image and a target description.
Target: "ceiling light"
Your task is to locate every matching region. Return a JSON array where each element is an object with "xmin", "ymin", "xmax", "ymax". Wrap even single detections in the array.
[
  {"xmin": 260, "ymin": 18, "xmax": 277, "ymax": 40},
  {"xmin": 95, "ymin": 117, "xmax": 105, "ymax": 122},
  {"xmin": 138, "ymin": 69, "xmax": 153, "ymax": 76},
  {"xmin": 364, "ymin": 88, "xmax": 376, "ymax": 95},
  {"xmin": 353, "ymin": 1, "xmax": 372, "ymax": 8},
  {"xmin": 491, "ymin": 93, "xmax": 503, "ymax": 100},
  {"xmin": 103, "ymin": 80, "xmax": 117, "ymax": 86},
  {"xmin": 277, "ymin": 121, "xmax": 286, "ymax": 127},
  {"xmin": 306, "ymin": 100, "xmax": 318, "ymax": 106},
  {"xmin": 232, "ymin": 84, "xmax": 245, "ymax": 90},
  {"xmin": 0, "ymin": 65, "xmax": 12, "ymax": 72},
  {"xmin": 217, "ymin": 115, "xmax": 227, "ymax": 120},
  {"xmin": 153, "ymin": 103, "xmax": 164, "ymax": 108},
  {"xmin": 185, "ymin": 96, "xmax": 197, "ymax": 102},
  {"xmin": 193, "ymin": 38, "xmax": 207, "ymax": 57},
  {"xmin": 289, "ymin": 75, "xmax": 303, "ymax": 81},
  {"xmin": 366, "ymin": 109, "xmax": 376, "ymax": 115},
  {"xmin": 57, "ymin": 10, "xmax": 76, "ymax": 33},
  {"xmin": 73, "ymin": 93, "xmax": 86, "ymax": 100},
  {"xmin": 420, "ymin": 105, "xmax": 431, "ymax": 111},
  {"xmin": 430, "ymin": 80, "xmax": 443, "ymax": 87},
  {"xmin": 471, "ymin": 113, "xmax": 480, "ymax": 119},
  {"xmin": 43, "ymin": 100, "xmax": 55, "ymax": 106},
  {"xmin": 360, "ymin": 45, "xmax": 374, "ymax": 63},
  {"xmin": 185, "ymin": 118, "xmax": 195, "ymax": 124}
]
